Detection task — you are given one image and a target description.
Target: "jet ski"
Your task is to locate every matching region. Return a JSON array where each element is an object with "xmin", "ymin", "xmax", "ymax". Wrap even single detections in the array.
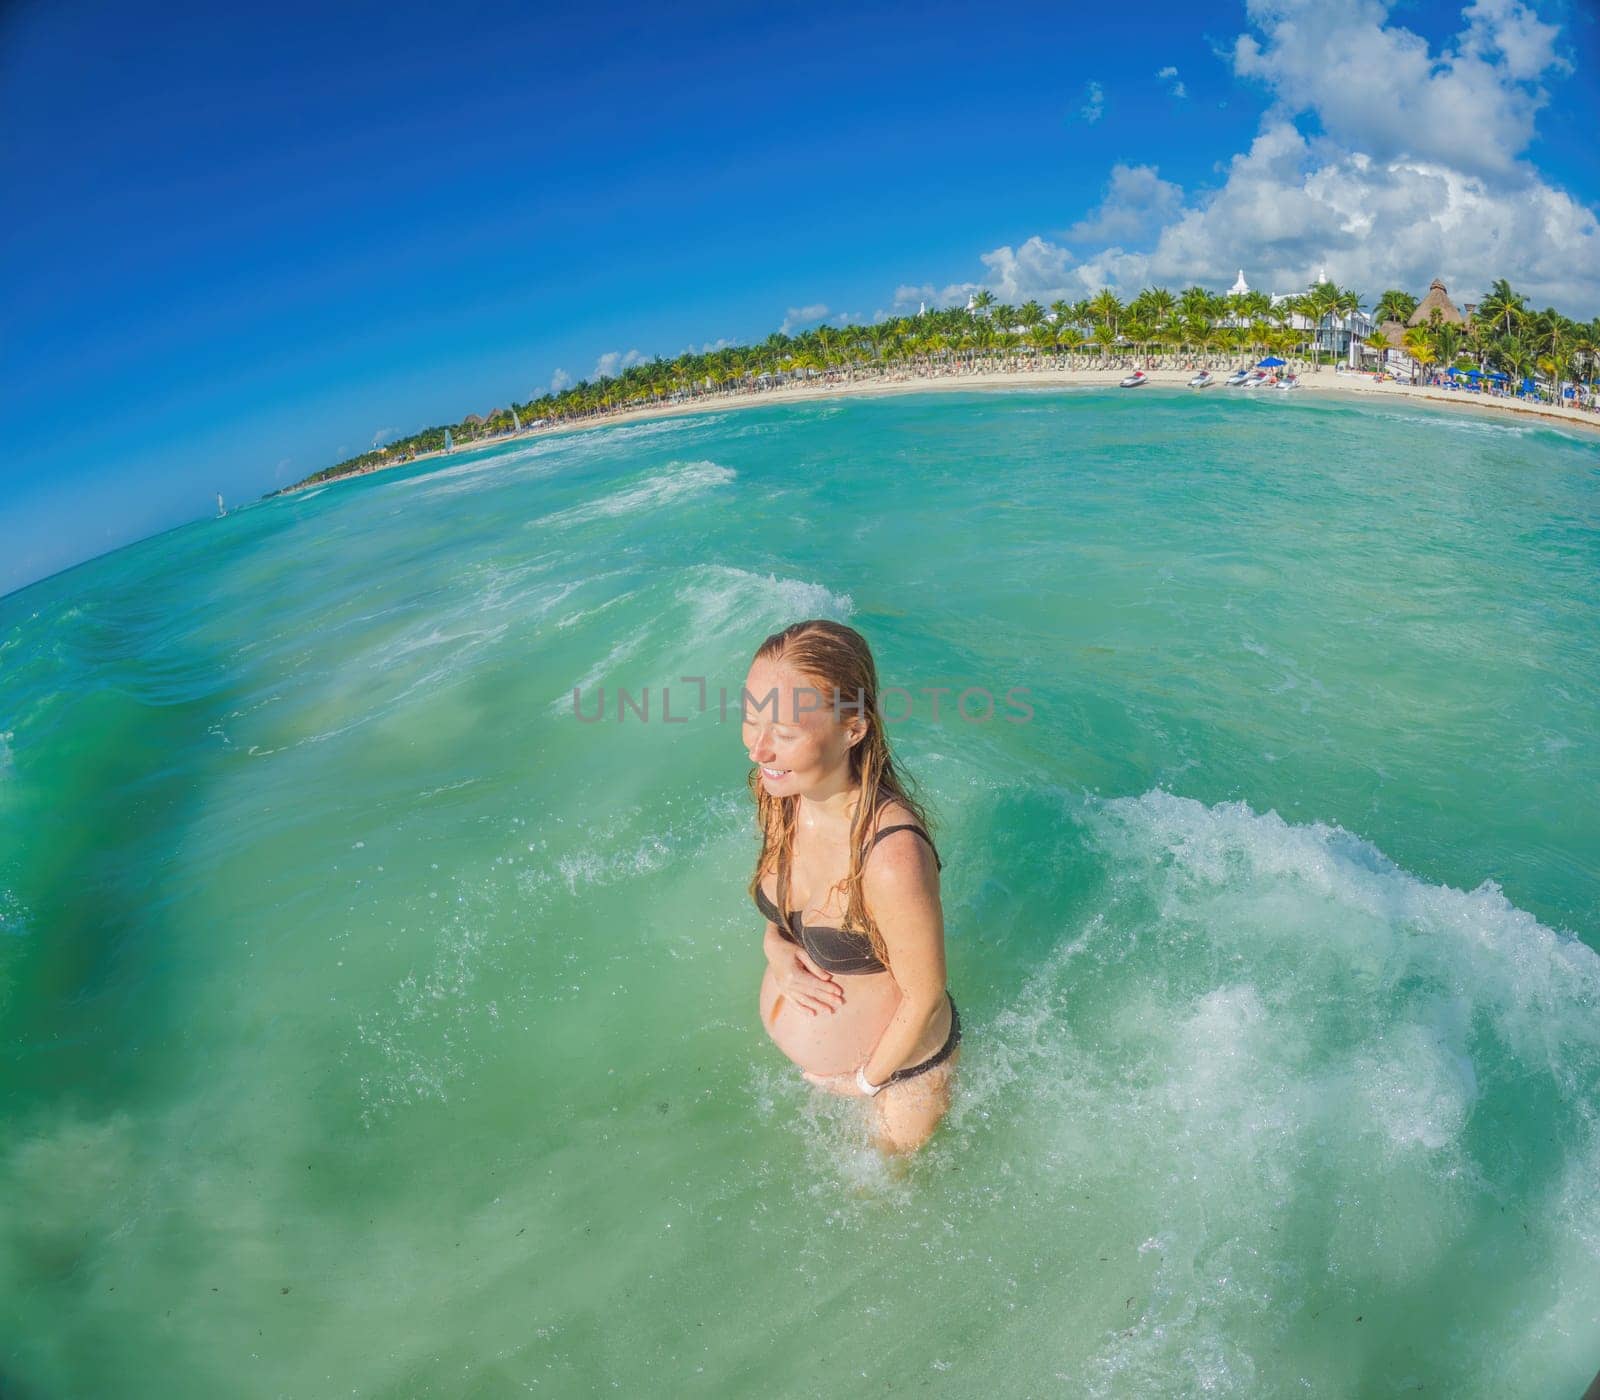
[
  {"xmin": 1224, "ymin": 368, "xmax": 1252, "ymax": 386},
  {"xmin": 1188, "ymin": 371, "xmax": 1215, "ymax": 388},
  {"xmin": 1119, "ymin": 371, "xmax": 1149, "ymax": 388}
]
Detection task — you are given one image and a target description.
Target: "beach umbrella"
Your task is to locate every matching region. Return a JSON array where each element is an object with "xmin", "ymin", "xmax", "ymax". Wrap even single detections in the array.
[
  {"xmin": 1489, "ymin": 372, "xmax": 1509, "ymax": 381},
  {"xmin": 1257, "ymin": 356, "xmax": 1285, "ymax": 367},
  {"xmin": 1520, "ymin": 378, "xmax": 1537, "ymax": 394},
  {"xmin": 1465, "ymin": 369, "xmax": 1483, "ymax": 379}
]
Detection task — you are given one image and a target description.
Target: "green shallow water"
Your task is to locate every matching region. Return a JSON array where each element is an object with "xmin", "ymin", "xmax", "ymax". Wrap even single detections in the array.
[{"xmin": 2, "ymin": 388, "xmax": 1597, "ymax": 1396}]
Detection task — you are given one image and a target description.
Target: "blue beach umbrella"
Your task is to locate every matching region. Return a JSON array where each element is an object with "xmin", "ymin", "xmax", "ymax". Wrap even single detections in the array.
[
  {"xmin": 1257, "ymin": 356, "xmax": 1285, "ymax": 367},
  {"xmin": 1520, "ymin": 378, "xmax": 1537, "ymax": 394},
  {"xmin": 1490, "ymin": 372, "xmax": 1509, "ymax": 381}
]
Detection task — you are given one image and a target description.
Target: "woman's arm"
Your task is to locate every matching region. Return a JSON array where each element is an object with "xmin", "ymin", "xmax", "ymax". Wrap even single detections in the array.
[
  {"xmin": 858, "ymin": 830, "xmax": 947, "ymax": 1085},
  {"xmin": 761, "ymin": 921, "xmax": 787, "ymax": 963}
]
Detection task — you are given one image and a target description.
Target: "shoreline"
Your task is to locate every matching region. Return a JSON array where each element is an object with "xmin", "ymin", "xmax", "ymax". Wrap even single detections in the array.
[{"xmin": 283, "ymin": 365, "xmax": 1600, "ymax": 494}]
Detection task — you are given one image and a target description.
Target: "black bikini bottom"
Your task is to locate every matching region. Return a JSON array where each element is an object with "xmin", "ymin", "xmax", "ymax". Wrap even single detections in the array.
[{"xmin": 884, "ymin": 991, "xmax": 962, "ymax": 1086}]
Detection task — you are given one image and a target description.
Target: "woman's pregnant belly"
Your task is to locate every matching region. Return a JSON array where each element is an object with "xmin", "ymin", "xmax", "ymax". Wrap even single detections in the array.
[{"xmin": 758, "ymin": 964, "xmax": 903, "ymax": 1076}]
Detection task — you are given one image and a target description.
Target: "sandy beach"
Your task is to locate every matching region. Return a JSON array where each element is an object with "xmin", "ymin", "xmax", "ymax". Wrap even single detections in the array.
[{"xmin": 286, "ymin": 363, "xmax": 1600, "ymax": 494}]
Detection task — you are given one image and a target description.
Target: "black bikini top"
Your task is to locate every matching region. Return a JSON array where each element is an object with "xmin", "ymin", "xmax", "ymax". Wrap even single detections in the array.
[{"xmin": 752, "ymin": 823, "xmax": 942, "ymax": 976}]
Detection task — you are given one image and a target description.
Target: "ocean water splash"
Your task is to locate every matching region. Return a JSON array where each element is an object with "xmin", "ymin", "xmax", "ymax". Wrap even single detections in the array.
[{"xmin": 1, "ymin": 388, "xmax": 1596, "ymax": 1396}]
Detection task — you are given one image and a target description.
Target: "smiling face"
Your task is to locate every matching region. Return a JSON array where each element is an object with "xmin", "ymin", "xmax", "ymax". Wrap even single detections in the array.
[{"xmin": 741, "ymin": 653, "xmax": 867, "ymax": 798}]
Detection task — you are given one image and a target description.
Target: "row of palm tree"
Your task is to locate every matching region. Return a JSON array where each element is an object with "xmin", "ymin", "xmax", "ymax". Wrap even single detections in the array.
[
  {"xmin": 292, "ymin": 280, "xmax": 1599, "ymax": 488},
  {"xmin": 1370, "ymin": 279, "xmax": 1599, "ymax": 396}
]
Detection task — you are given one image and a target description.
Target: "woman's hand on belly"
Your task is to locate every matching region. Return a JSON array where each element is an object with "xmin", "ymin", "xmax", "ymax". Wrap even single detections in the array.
[
  {"xmin": 766, "ymin": 942, "xmax": 845, "ymax": 1017},
  {"xmin": 760, "ymin": 966, "xmax": 905, "ymax": 1077}
]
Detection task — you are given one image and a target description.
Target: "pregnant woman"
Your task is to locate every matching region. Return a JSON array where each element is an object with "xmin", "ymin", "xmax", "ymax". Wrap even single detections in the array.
[{"xmin": 743, "ymin": 619, "xmax": 960, "ymax": 1157}]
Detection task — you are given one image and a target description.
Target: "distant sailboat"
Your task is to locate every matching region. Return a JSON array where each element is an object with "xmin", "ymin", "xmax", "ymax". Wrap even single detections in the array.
[
  {"xmin": 511, "ymin": 406, "xmax": 522, "ymax": 432},
  {"xmin": 216, "ymin": 493, "xmax": 226, "ymax": 517},
  {"xmin": 444, "ymin": 429, "xmax": 453, "ymax": 453}
]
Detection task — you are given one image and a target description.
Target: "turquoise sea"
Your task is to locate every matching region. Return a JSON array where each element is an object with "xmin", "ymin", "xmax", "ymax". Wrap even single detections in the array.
[{"xmin": 2, "ymin": 388, "xmax": 1597, "ymax": 1397}]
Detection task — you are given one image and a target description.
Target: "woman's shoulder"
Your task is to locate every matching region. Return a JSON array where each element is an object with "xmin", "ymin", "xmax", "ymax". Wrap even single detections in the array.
[
  {"xmin": 863, "ymin": 800, "xmax": 940, "ymax": 867},
  {"xmin": 868, "ymin": 799, "xmax": 924, "ymax": 838}
]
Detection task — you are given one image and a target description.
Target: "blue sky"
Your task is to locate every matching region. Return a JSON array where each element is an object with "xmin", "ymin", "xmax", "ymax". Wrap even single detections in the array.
[{"xmin": 3, "ymin": 0, "xmax": 1597, "ymax": 597}]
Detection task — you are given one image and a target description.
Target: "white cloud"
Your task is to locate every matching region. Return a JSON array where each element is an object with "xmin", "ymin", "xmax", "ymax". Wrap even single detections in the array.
[
  {"xmin": 1065, "ymin": 164, "xmax": 1185, "ymax": 245},
  {"xmin": 1157, "ymin": 65, "xmax": 1178, "ymax": 79},
  {"xmin": 1157, "ymin": 66, "xmax": 1188, "ymax": 99},
  {"xmin": 891, "ymin": 0, "xmax": 1599, "ymax": 315},
  {"xmin": 370, "ymin": 426, "xmax": 396, "ymax": 449},
  {"xmin": 979, "ymin": 236, "xmax": 1076, "ymax": 302},
  {"xmin": 780, "ymin": 303, "xmax": 830, "ymax": 334},
  {"xmin": 1233, "ymin": 0, "xmax": 1565, "ymax": 179},
  {"xmin": 685, "ymin": 338, "xmax": 734, "ymax": 354},
  {"xmin": 548, "ymin": 368, "xmax": 572, "ymax": 393},
  {"xmin": 1079, "ymin": 81, "xmax": 1105, "ymax": 124},
  {"xmin": 592, "ymin": 349, "xmax": 646, "ymax": 381},
  {"xmin": 892, "ymin": 283, "xmax": 977, "ymax": 311},
  {"xmin": 1462, "ymin": 0, "xmax": 1564, "ymax": 81}
]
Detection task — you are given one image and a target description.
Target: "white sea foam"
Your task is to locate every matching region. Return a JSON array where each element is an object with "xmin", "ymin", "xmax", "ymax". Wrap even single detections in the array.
[
  {"xmin": 676, "ymin": 563, "xmax": 854, "ymax": 639},
  {"xmin": 546, "ymin": 565, "xmax": 853, "ymax": 717},
  {"xmin": 530, "ymin": 459, "xmax": 736, "ymax": 530},
  {"xmin": 927, "ymin": 788, "xmax": 1598, "ymax": 1394},
  {"xmin": 1361, "ymin": 407, "xmax": 1534, "ymax": 438},
  {"xmin": 399, "ymin": 417, "xmax": 708, "ymax": 502}
]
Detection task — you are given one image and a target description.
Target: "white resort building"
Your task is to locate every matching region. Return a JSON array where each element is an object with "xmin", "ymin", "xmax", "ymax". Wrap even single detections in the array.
[{"xmin": 1270, "ymin": 269, "xmax": 1373, "ymax": 364}]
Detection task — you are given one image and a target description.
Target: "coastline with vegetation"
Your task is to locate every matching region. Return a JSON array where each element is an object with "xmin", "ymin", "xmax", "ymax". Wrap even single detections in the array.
[{"xmin": 280, "ymin": 279, "xmax": 1600, "ymax": 494}]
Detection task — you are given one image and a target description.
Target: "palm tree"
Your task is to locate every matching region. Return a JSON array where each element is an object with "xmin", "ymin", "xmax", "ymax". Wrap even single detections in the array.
[
  {"xmin": 1176, "ymin": 285, "xmax": 1217, "ymax": 323},
  {"xmin": 1431, "ymin": 322, "xmax": 1464, "ymax": 371},
  {"xmin": 1573, "ymin": 323, "xmax": 1599, "ymax": 398},
  {"xmin": 1374, "ymin": 289, "xmax": 1418, "ymax": 326},
  {"xmin": 1265, "ymin": 327, "xmax": 1299, "ymax": 362},
  {"xmin": 1300, "ymin": 282, "xmax": 1342, "ymax": 370},
  {"xmin": 1088, "ymin": 289, "xmax": 1124, "ymax": 337},
  {"xmin": 1478, "ymin": 280, "xmax": 1526, "ymax": 340},
  {"xmin": 1401, "ymin": 326, "xmax": 1436, "ymax": 384},
  {"xmin": 1123, "ymin": 317, "xmax": 1154, "ymax": 366},
  {"xmin": 1129, "ymin": 287, "xmax": 1170, "ymax": 326},
  {"xmin": 1526, "ymin": 308, "xmax": 1568, "ymax": 401},
  {"xmin": 1180, "ymin": 315, "xmax": 1211, "ymax": 362},
  {"xmin": 1333, "ymin": 286, "xmax": 1364, "ymax": 365}
]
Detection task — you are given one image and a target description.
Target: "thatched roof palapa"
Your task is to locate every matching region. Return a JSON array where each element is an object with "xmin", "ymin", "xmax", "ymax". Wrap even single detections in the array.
[{"xmin": 1408, "ymin": 279, "xmax": 1464, "ymax": 327}]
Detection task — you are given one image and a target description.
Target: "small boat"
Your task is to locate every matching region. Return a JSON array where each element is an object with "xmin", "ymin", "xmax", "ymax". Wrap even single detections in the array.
[
  {"xmin": 1120, "ymin": 371, "xmax": 1148, "ymax": 388},
  {"xmin": 1274, "ymin": 374, "xmax": 1301, "ymax": 391},
  {"xmin": 1188, "ymin": 371, "xmax": 1214, "ymax": 388},
  {"xmin": 1224, "ymin": 368, "xmax": 1251, "ymax": 386},
  {"xmin": 1240, "ymin": 372, "xmax": 1269, "ymax": 390}
]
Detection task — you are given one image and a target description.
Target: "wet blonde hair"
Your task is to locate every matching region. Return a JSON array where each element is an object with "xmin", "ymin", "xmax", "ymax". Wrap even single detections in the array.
[{"xmin": 745, "ymin": 619, "xmax": 938, "ymax": 967}]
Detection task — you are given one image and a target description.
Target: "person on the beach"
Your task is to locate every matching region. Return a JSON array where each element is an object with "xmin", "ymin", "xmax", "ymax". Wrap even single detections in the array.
[{"xmin": 743, "ymin": 619, "xmax": 959, "ymax": 1156}]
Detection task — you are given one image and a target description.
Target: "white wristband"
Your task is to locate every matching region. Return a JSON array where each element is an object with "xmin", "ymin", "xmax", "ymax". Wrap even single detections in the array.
[{"xmin": 856, "ymin": 1064, "xmax": 885, "ymax": 1097}]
